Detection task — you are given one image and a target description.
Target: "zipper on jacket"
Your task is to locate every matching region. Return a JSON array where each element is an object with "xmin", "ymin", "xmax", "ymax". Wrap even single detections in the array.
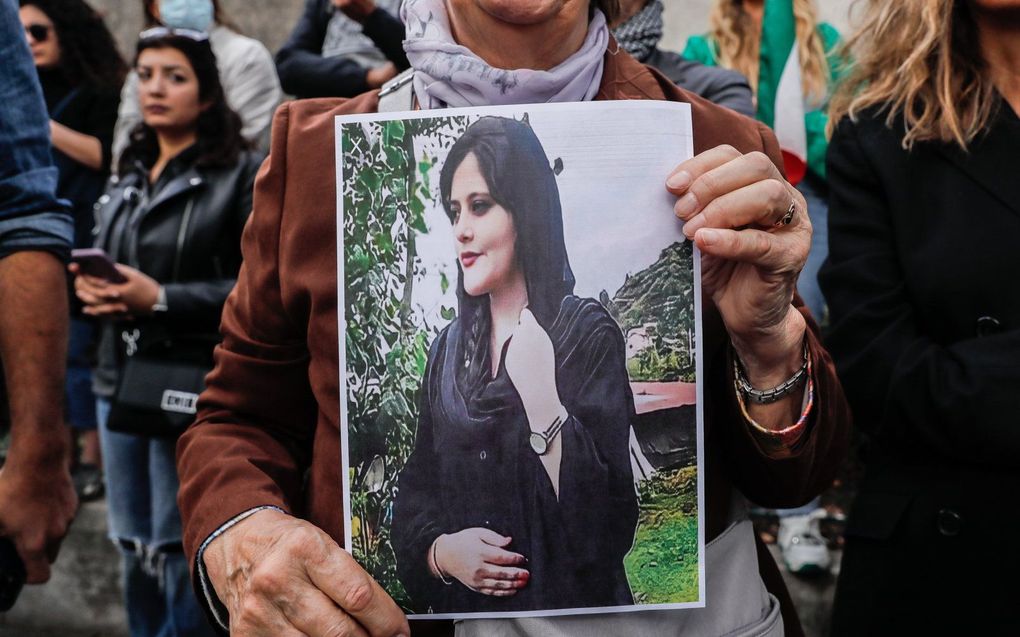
[{"xmin": 172, "ymin": 197, "xmax": 196, "ymax": 282}]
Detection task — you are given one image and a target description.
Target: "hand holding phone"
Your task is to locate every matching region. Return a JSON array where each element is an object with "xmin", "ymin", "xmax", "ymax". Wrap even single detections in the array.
[{"xmin": 70, "ymin": 248, "xmax": 127, "ymax": 284}]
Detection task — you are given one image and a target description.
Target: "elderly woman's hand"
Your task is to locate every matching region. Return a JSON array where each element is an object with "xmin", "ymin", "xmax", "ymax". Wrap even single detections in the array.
[
  {"xmin": 203, "ymin": 508, "xmax": 409, "ymax": 637},
  {"xmin": 667, "ymin": 146, "xmax": 810, "ymax": 419}
]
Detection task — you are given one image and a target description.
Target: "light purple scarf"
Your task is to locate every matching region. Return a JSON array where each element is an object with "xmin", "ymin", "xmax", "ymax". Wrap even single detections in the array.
[{"xmin": 400, "ymin": 0, "xmax": 609, "ymax": 109}]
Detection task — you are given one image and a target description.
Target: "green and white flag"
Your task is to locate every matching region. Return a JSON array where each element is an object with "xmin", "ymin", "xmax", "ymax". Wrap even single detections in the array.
[{"xmin": 757, "ymin": 0, "xmax": 807, "ymax": 184}]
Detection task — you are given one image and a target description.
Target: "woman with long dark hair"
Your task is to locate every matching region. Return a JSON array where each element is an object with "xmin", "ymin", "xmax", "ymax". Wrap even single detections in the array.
[
  {"xmin": 19, "ymin": 0, "xmax": 126, "ymax": 500},
  {"xmin": 392, "ymin": 117, "xmax": 638, "ymax": 613},
  {"xmin": 111, "ymin": 0, "xmax": 281, "ymax": 163},
  {"xmin": 70, "ymin": 29, "xmax": 262, "ymax": 637}
]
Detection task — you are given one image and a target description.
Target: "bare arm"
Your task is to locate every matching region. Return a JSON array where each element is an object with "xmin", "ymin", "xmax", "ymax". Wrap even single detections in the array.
[
  {"xmin": 49, "ymin": 121, "xmax": 103, "ymax": 171},
  {"xmin": 0, "ymin": 251, "xmax": 76, "ymax": 583}
]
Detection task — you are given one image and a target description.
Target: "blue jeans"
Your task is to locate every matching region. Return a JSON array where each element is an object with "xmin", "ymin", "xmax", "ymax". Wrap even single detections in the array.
[
  {"xmin": 796, "ymin": 174, "xmax": 829, "ymax": 324},
  {"xmin": 97, "ymin": 398, "xmax": 216, "ymax": 637},
  {"xmin": 66, "ymin": 317, "xmax": 97, "ymax": 430}
]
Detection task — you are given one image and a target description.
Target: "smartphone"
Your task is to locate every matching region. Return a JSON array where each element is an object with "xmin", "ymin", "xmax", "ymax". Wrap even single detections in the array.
[
  {"xmin": 70, "ymin": 248, "xmax": 127, "ymax": 283},
  {"xmin": 0, "ymin": 536, "xmax": 26, "ymax": 612}
]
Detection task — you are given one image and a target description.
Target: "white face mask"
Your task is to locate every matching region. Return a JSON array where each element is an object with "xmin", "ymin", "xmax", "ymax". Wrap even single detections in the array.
[{"xmin": 159, "ymin": 0, "xmax": 214, "ymax": 32}]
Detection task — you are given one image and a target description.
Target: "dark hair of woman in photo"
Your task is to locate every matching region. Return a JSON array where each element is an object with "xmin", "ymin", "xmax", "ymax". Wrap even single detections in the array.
[
  {"xmin": 392, "ymin": 116, "xmax": 639, "ymax": 613},
  {"xmin": 118, "ymin": 30, "xmax": 247, "ymax": 175},
  {"xmin": 821, "ymin": 0, "xmax": 1020, "ymax": 634},
  {"xmin": 69, "ymin": 30, "xmax": 262, "ymax": 637},
  {"xmin": 19, "ymin": 0, "xmax": 127, "ymax": 501}
]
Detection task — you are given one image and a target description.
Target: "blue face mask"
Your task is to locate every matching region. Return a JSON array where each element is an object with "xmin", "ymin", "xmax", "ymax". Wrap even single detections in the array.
[{"xmin": 159, "ymin": 0, "xmax": 214, "ymax": 32}]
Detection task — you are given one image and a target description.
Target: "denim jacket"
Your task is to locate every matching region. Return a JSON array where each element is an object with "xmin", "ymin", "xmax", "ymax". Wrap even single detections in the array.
[{"xmin": 0, "ymin": 0, "xmax": 73, "ymax": 261}]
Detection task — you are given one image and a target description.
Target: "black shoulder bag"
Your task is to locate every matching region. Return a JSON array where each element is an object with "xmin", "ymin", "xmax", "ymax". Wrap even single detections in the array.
[{"xmin": 106, "ymin": 330, "xmax": 218, "ymax": 438}]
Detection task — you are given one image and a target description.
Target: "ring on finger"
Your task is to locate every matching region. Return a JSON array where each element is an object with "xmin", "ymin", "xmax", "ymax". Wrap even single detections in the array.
[{"xmin": 774, "ymin": 200, "xmax": 796, "ymax": 227}]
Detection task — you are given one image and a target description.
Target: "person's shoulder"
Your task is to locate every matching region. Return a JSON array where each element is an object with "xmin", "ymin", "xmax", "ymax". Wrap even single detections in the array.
[
  {"xmin": 817, "ymin": 22, "xmax": 841, "ymax": 48},
  {"xmin": 681, "ymin": 34, "xmax": 715, "ymax": 65},
  {"xmin": 279, "ymin": 91, "xmax": 381, "ymax": 139},
  {"xmin": 677, "ymin": 83, "xmax": 769, "ymax": 156},
  {"xmin": 557, "ymin": 296, "xmax": 619, "ymax": 336},
  {"xmin": 211, "ymin": 26, "xmax": 274, "ymax": 64},
  {"xmin": 830, "ymin": 105, "xmax": 907, "ymax": 154}
]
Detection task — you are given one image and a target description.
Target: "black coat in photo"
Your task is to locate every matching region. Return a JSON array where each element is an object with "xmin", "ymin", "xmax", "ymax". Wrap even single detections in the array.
[{"xmin": 820, "ymin": 101, "xmax": 1020, "ymax": 634}]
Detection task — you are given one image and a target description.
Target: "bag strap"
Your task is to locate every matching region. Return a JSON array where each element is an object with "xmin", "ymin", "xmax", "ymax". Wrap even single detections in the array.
[{"xmin": 377, "ymin": 69, "xmax": 415, "ymax": 113}]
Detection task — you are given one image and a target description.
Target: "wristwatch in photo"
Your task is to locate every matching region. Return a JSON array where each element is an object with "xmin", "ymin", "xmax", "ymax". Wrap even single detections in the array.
[{"xmin": 530, "ymin": 407, "xmax": 568, "ymax": 455}]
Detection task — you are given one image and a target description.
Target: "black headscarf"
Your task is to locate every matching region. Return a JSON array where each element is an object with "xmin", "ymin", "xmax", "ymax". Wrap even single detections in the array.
[{"xmin": 439, "ymin": 116, "xmax": 575, "ymax": 380}]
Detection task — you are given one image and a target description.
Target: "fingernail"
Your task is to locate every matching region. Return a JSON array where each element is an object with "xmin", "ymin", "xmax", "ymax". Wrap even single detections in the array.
[
  {"xmin": 699, "ymin": 228, "xmax": 720, "ymax": 246},
  {"xmin": 666, "ymin": 170, "xmax": 691, "ymax": 190},
  {"xmin": 683, "ymin": 214, "xmax": 704, "ymax": 238},
  {"xmin": 674, "ymin": 192, "xmax": 698, "ymax": 219}
]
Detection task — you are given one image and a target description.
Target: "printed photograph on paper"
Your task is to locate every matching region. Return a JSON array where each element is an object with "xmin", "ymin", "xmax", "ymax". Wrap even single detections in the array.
[{"xmin": 336, "ymin": 101, "xmax": 704, "ymax": 619}]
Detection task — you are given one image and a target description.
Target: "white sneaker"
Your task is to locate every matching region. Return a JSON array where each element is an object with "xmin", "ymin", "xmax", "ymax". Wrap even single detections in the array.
[{"xmin": 777, "ymin": 509, "xmax": 831, "ymax": 575}]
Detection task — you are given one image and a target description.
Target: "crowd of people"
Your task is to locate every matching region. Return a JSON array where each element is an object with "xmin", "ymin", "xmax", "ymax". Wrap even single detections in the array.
[{"xmin": 0, "ymin": 0, "xmax": 1017, "ymax": 635}]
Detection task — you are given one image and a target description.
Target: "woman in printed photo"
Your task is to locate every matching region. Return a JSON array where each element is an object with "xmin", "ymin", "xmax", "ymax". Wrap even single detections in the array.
[{"xmin": 392, "ymin": 116, "xmax": 638, "ymax": 613}]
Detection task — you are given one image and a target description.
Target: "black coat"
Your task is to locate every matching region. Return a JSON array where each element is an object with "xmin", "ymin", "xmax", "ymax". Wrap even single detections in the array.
[
  {"xmin": 820, "ymin": 103, "xmax": 1020, "ymax": 634},
  {"xmin": 392, "ymin": 296, "xmax": 638, "ymax": 614},
  {"xmin": 91, "ymin": 147, "xmax": 263, "ymax": 397}
]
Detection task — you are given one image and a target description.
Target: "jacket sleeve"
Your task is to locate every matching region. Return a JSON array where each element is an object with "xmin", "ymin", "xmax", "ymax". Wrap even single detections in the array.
[
  {"xmin": 713, "ymin": 121, "xmax": 851, "ymax": 509},
  {"xmin": 0, "ymin": 6, "xmax": 73, "ymax": 261},
  {"xmin": 391, "ymin": 338, "xmax": 450, "ymax": 609},
  {"xmin": 177, "ymin": 104, "xmax": 319, "ymax": 566},
  {"xmin": 677, "ymin": 60, "xmax": 754, "ymax": 118},
  {"xmin": 360, "ymin": 7, "xmax": 409, "ymax": 71},
  {"xmin": 275, "ymin": 0, "xmax": 372, "ymax": 99},
  {"xmin": 220, "ymin": 38, "xmax": 281, "ymax": 147},
  {"xmin": 820, "ymin": 118, "xmax": 1020, "ymax": 466}
]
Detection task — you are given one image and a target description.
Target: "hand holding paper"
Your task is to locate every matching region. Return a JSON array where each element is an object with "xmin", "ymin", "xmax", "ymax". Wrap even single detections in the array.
[
  {"xmin": 203, "ymin": 509, "xmax": 409, "ymax": 637},
  {"xmin": 667, "ymin": 145, "xmax": 809, "ymax": 425}
]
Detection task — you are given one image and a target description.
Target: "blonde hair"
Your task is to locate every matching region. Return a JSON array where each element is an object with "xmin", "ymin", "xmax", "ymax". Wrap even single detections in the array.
[
  {"xmin": 828, "ymin": 0, "xmax": 996, "ymax": 150},
  {"xmin": 708, "ymin": 0, "xmax": 831, "ymax": 106}
]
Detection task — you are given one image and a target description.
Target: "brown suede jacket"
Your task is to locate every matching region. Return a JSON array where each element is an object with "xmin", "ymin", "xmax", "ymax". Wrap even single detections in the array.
[{"xmin": 177, "ymin": 44, "xmax": 851, "ymax": 636}]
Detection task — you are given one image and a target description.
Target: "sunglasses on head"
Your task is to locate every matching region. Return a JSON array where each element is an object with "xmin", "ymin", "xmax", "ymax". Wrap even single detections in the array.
[
  {"xmin": 139, "ymin": 26, "xmax": 209, "ymax": 42},
  {"xmin": 25, "ymin": 23, "xmax": 50, "ymax": 42}
]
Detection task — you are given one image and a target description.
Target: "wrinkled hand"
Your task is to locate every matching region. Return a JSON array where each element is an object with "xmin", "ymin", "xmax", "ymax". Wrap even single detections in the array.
[
  {"xmin": 431, "ymin": 528, "xmax": 529, "ymax": 596},
  {"xmin": 667, "ymin": 145, "xmax": 808, "ymax": 385},
  {"xmin": 203, "ymin": 509, "xmax": 409, "ymax": 637},
  {"xmin": 0, "ymin": 459, "xmax": 77, "ymax": 583},
  {"xmin": 70, "ymin": 263, "xmax": 160, "ymax": 318},
  {"xmin": 366, "ymin": 63, "xmax": 398, "ymax": 90},
  {"xmin": 504, "ymin": 309, "xmax": 562, "ymax": 428},
  {"xmin": 333, "ymin": 0, "xmax": 376, "ymax": 22}
]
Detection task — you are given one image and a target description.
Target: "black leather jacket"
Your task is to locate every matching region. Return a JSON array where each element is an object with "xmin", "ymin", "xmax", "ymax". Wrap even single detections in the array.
[{"xmin": 91, "ymin": 146, "xmax": 263, "ymax": 397}]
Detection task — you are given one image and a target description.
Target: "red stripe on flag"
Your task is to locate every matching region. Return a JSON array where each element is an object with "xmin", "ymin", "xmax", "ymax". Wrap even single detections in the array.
[{"xmin": 782, "ymin": 150, "xmax": 807, "ymax": 186}]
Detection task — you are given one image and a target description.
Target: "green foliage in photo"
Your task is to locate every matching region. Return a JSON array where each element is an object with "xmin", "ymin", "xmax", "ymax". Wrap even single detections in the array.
[
  {"xmin": 342, "ymin": 115, "xmax": 468, "ymax": 609},
  {"xmin": 624, "ymin": 466, "xmax": 700, "ymax": 604}
]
